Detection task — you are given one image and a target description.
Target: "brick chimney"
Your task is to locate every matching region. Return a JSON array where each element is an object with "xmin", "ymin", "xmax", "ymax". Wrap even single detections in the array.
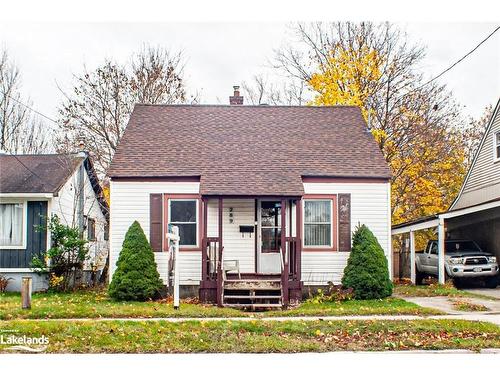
[{"xmin": 229, "ymin": 85, "xmax": 243, "ymax": 105}]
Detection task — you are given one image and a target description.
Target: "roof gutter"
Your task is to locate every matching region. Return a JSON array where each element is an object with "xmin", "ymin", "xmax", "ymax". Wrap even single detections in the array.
[{"xmin": 0, "ymin": 193, "xmax": 54, "ymax": 198}]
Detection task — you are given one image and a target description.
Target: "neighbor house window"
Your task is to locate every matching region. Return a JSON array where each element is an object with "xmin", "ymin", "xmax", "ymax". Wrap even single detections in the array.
[
  {"xmin": 495, "ymin": 131, "xmax": 500, "ymax": 161},
  {"xmin": 0, "ymin": 202, "xmax": 25, "ymax": 248},
  {"xmin": 169, "ymin": 199, "xmax": 198, "ymax": 247},
  {"xmin": 87, "ymin": 218, "xmax": 96, "ymax": 241},
  {"xmin": 304, "ymin": 200, "xmax": 332, "ymax": 247}
]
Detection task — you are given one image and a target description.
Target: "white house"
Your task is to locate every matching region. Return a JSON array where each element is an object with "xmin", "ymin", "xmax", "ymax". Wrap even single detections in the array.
[
  {"xmin": 108, "ymin": 87, "xmax": 392, "ymax": 307},
  {"xmin": 0, "ymin": 152, "xmax": 109, "ymax": 291}
]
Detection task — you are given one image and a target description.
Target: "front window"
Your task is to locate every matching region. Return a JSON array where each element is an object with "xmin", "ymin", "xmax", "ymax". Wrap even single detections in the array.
[
  {"xmin": 169, "ymin": 199, "xmax": 198, "ymax": 247},
  {"xmin": 495, "ymin": 131, "xmax": 500, "ymax": 161},
  {"xmin": 0, "ymin": 202, "xmax": 25, "ymax": 248},
  {"xmin": 304, "ymin": 200, "xmax": 332, "ymax": 247}
]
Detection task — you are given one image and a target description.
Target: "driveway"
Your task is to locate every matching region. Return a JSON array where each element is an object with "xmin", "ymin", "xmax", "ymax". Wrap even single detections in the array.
[{"xmin": 462, "ymin": 287, "xmax": 500, "ymax": 300}]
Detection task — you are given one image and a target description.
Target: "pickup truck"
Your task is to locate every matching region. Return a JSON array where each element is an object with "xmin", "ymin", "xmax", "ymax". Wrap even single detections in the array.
[{"xmin": 416, "ymin": 240, "xmax": 499, "ymax": 288}]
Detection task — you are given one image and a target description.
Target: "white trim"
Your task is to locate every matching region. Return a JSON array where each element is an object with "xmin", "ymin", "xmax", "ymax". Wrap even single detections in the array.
[
  {"xmin": 0, "ymin": 200, "xmax": 28, "ymax": 249},
  {"xmin": 168, "ymin": 198, "xmax": 199, "ymax": 248},
  {"xmin": 386, "ymin": 182, "xmax": 392, "ymax": 279},
  {"xmin": 0, "ymin": 268, "xmax": 33, "ymax": 272},
  {"xmin": 392, "ymin": 198, "xmax": 500, "ymax": 235},
  {"xmin": 0, "ymin": 193, "xmax": 53, "ymax": 198},
  {"xmin": 302, "ymin": 198, "xmax": 334, "ymax": 249},
  {"xmin": 391, "ymin": 218, "xmax": 440, "ymax": 235},
  {"xmin": 494, "ymin": 130, "xmax": 500, "ymax": 163},
  {"xmin": 450, "ymin": 98, "xmax": 500, "ymax": 210},
  {"xmin": 441, "ymin": 199, "xmax": 500, "ymax": 219}
]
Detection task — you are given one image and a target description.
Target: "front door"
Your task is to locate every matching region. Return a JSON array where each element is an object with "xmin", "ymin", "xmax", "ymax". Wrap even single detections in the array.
[{"xmin": 257, "ymin": 200, "xmax": 282, "ymax": 274}]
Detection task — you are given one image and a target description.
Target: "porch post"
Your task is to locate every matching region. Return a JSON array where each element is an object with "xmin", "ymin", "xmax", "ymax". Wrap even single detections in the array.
[
  {"xmin": 437, "ymin": 216, "xmax": 446, "ymax": 284},
  {"xmin": 201, "ymin": 198, "xmax": 208, "ymax": 283},
  {"xmin": 296, "ymin": 198, "xmax": 302, "ymax": 281},
  {"xmin": 217, "ymin": 197, "xmax": 224, "ymax": 306},
  {"xmin": 281, "ymin": 199, "xmax": 289, "ymax": 307},
  {"xmin": 409, "ymin": 231, "xmax": 416, "ymax": 284}
]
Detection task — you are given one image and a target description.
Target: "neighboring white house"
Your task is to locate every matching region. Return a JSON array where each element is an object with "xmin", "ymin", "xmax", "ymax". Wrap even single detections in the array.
[
  {"xmin": 0, "ymin": 152, "xmax": 109, "ymax": 291},
  {"xmin": 108, "ymin": 87, "xmax": 392, "ymax": 307}
]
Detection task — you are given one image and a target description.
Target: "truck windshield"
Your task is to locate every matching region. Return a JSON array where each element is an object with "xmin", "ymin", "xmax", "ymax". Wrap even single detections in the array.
[{"xmin": 445, "ymin": 241, "xmax": 482, "ymax": 253}]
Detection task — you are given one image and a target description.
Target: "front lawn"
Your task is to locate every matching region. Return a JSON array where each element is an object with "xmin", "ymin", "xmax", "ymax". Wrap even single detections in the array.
[
  {"xmin": 0, "ymin": 319, "xmax": 498, "ymax": 353},
  {"xmin": 0, "ymin": 289, "xmax": 439, "ymax": 319}
]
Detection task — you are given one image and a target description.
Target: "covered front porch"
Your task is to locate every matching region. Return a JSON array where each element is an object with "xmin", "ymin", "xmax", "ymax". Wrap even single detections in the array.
[{"xmin": 197, "ymin": 196, "xmax": 303, "ymax": 307}]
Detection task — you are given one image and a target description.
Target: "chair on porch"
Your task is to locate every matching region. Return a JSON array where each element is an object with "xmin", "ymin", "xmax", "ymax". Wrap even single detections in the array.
[{"xmin": 222, "ymin": 258, "xmax": 241, "ymax": 280}]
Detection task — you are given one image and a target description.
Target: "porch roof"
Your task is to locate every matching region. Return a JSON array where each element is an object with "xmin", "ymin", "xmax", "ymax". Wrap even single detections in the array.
[{"xmin": 108, "ymin": 104, "xmax": 391, "ymax": 195}]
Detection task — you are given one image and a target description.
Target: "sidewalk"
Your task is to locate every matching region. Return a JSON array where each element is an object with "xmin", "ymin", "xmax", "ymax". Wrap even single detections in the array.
[{"xmin": 8, "ymin": 312, "xmax": 500, "ymax": 325}]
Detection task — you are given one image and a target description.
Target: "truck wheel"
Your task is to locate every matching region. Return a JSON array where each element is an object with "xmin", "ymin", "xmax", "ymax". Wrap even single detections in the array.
[
  {"xmin": 415, "ymin": 270, "xmax": 425, "ymax": 285},
  {"xmin": 452, "ymin": 278, "xmax": 463, "ymax": 288},
  {"xmin": 485, "ymin": 277, "xmax": 498, "ymax": 289}
]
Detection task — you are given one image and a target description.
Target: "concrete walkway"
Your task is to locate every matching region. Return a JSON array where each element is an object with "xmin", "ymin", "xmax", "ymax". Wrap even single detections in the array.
[
  {"xmin": 10, "ymin": 313, "xmax": 500, "ymax": 325},
  {"xmin": 400, "ymin": 295, "xmax": 500, "ymax": 315}
]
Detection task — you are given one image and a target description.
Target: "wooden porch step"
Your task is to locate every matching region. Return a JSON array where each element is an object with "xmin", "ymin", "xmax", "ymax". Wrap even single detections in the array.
[
  {"xmin": 223, "ymin": 295, "xmax": 282, "ymax": 300},
  {"xmin": 223, "ymin": 303, "xmax": 282, "ymax": 308}
]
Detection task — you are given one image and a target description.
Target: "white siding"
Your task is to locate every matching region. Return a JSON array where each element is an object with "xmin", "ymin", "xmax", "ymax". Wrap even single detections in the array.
[
  {"xmin": 207, "ymin": 199, "xmax": 256, "ymax": 274},
  {"xmin": 302, "ymin": 181, "xmax": 391, "ymax": 285},
  {"xmin": 51, "ymin": 164, "xmax": 108, "ymax": 270},
  {"xmin": 453, "ymin": 102, "xmax": 500, "ymax": 209},
  {"xmin": 109, "ymin": 181, "xmax": 200, "ymax": 284}
]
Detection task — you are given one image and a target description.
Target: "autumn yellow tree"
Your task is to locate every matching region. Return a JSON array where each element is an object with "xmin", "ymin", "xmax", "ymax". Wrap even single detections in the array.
[{"xmin": 275, "ymin": 22, "xmax": 467, "ymax": 226}]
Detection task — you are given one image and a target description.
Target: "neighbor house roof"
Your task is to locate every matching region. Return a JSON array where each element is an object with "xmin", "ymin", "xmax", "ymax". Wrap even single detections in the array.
[
  {"xmin": 0, "ymin": 153, "xmax": 84, "ymax": 194},
  {"xmin": 108, "ymin": 105, "xmax": 391, "ymax": 196}
]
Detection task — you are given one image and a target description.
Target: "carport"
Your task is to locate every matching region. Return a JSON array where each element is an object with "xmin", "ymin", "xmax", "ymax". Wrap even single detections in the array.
[{"xmin": 391, "ymin": 199, "xmax": 500, "ymax": 285}]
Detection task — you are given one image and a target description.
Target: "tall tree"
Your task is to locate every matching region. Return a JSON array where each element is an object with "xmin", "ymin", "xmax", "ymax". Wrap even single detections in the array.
[
  {"xmin": 57, "ymin": 46, "xmax": 188, "ymax": 177},
  {"xmin": 274, "ymin": 22, "xmax": 467, "ymax": 224},
  {"xmin": 0, "ymin": 49, "xmax": 51, "ymax": 154}
]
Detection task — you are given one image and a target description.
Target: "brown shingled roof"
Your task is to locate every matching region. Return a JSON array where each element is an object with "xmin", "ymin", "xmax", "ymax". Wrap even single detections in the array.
[
  {"xmin": 0, "ymin": 154, "xmax": 84, "ymax": 194},
  {"xmin": 108, "ymin": 105, "xmax": 391, "ymax": 196}
]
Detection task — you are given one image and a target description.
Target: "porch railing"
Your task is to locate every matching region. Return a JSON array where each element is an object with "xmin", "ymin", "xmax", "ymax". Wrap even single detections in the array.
[{"xmin": 202, "ymin": 237, "xmax": 220, "ymax": 281}]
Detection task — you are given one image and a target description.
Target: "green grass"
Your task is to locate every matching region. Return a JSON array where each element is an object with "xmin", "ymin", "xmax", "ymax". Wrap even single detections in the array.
[
  {"xmin": 268, "ymin": 298, "xmax": 440, "ymax": 316},
  {"xmin": 394, "ymin": 284, "xmax": 495, "ymax": 300},
  {"xmin": 0, "ymin": 290, "xmax": 439, "ymax": 320},
  {"xmin": 0, "ymin": 319, "xmax": 498, "ymax": 353}
]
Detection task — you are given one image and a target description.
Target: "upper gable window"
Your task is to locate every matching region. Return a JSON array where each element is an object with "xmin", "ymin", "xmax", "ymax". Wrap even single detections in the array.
[{"xmin": 495, "ymin": 131, "xmax": 500, "ymax": 162}]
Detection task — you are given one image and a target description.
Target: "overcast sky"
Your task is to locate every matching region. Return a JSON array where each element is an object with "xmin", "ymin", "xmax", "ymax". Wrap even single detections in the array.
[{"xmin": 0, "ymin": 22, "xmax": 498, "ymax": 124}]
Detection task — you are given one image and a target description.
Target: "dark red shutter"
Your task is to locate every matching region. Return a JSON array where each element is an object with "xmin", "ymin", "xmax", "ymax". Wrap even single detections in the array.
[
  {"xmin": 150, "ymin": 194, "xmax": 163, "ymax": 252},
  {"xmin": 338, "ymin": 194, "xmax": 351, "ymax": 251}
]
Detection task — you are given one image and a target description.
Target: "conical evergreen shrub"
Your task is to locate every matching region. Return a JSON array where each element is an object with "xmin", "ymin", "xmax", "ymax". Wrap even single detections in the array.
[
  {"xmin": 108, "ymin": 221, "xmax": 163, "ymax": 301},
  {"xmin": 341, "ymin": 224, "xmax": 393, "ymax": 299}
]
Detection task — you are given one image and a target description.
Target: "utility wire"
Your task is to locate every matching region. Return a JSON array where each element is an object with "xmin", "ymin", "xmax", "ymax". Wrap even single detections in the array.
[
  {"xmin": 416, "ymin": 25, "xmax": 500, "ymax": 90},
  {"xmin": 3, "ymin": 93, "xmax": 58, "ymax": 124},
  {"xmin": 391, "ymin": 25, "xmax": 500, "ymax": 107},
  {"xmin": 1, "ymin": 94, "xmax": 57, "ymax": 183}
]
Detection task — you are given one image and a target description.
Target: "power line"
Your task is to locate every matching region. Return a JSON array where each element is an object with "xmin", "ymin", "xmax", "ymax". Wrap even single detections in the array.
[
  {"xmin": 6, "ymin": 152, "xmax": 45, "ymax": 183},
  {"xmin": 417, "ymin": 25, "xmax": 500, "ymax": 90},
  {"xmin": 391, "ymin": 25, "xmax": 500, "ymax": 106},
  {"xmin": 3, "ymin": 93, "xmax": 58, "ymax": 124}
]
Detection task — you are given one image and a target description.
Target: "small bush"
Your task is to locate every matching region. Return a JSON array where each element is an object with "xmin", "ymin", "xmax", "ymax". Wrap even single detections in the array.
[
  {"xmin": 108, "ymin": 221, "xmax": 163, "ymax": 301},
  {"xmin": 308, "ymin": 282, "xmax": 354, "ymax": 303},
  {"xmin": 342, "ymin": 224, "xmax": 393, "ymax": 299}
]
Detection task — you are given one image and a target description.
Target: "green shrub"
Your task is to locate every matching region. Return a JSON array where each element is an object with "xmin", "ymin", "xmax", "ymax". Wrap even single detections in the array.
[
  {"xmin": 342, "ymin": 224, "xmax": 393, "ymax": 299},
  {"xmin": 108, "ymin": 221, "xmax": 163, "ymax": 301}
]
